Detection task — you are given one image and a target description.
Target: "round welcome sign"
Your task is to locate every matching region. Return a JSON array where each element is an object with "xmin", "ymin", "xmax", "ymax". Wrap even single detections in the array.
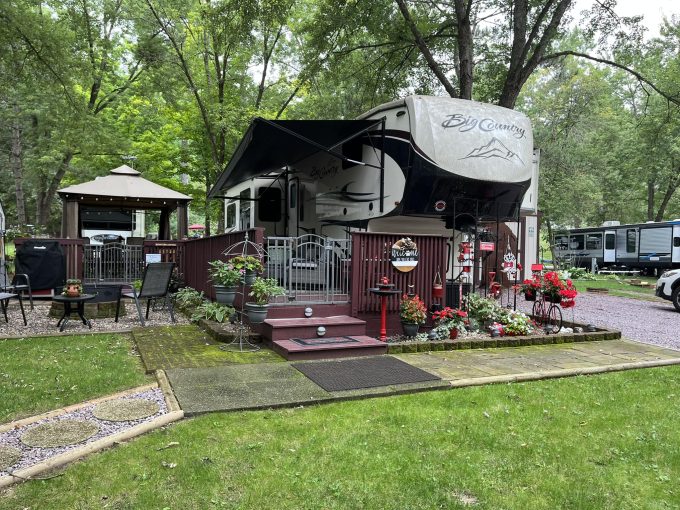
[{"xmin": 391, "ymin": 237, "xmax": 419, "ymax": 272}]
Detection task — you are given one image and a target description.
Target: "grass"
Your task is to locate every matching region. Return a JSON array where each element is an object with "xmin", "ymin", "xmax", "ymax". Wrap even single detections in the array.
[
  {"xmin": 3, "ymin": 365, "xmax": 680, "ymax": 509},
  {"xmin": 0, "ymin": 333, "xmax": 151, "ymax": 424},
  {"xmin": 571, "ymin": 276, "xmax": 659, "ymax": 300}
]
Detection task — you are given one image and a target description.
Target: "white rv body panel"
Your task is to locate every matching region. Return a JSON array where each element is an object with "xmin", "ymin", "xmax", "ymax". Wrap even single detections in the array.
[{"xmin": 673, "ymin": 226, "xmax": 680, "ymax": 263}]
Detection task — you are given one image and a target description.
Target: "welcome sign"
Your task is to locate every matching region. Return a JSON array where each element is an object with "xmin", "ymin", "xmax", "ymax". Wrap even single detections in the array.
[{"xmin": 391, "ymin": 237, "xmax": 419, "ymax": 272}]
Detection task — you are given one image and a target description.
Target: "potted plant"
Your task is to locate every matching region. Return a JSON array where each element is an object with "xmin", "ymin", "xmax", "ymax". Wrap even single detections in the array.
[
  {"xmin": 63, "ymin": 278, "xmax": 83, "ymax": 297},
  {"xmin": 542, "ymin": 271, "xmax": 575, "ymax": 303},
  {"xmin": 245, "ymin": 277, "xmax": 285, "ymax": 323},
  {"xmin": 399, "ymin": 294, "xmax": 427, "ymax": 337},
  {"xmin": 519, "ymin": 276, "xmax": 540, "ymax": 301},
  {"xmin": 229, "ymin": 255, "xmax": 264, "ymax": 285},
  {"xmin": 208, "ymin": 260, "xmax": 241, "ymax": 305},
  {"xmin": 432, "ymin": 306, "xmax": 468, "ymax": 339}
]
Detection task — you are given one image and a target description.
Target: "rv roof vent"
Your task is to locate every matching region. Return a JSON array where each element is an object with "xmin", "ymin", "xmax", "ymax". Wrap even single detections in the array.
[{"xmin": 601, "ymin": 220, "xmax": 620, "ymax": 227}]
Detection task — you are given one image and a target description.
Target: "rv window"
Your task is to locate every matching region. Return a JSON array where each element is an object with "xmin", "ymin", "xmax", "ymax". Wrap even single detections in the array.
[
  {"xmin": 257, "ymin": 187, "xmax": 282, "ymax": 222},
  {"xmin": 554, "ymin": 235, "xmax": 568, "ymax": 250},
  {"xmin": 626, "ymin": 229, "xmax": 637, "ymax": 253},
  {"xmin": 674, "ymin": 237, "xmax": 680, "ymax": 248},
  {"xmin": 605, "ymin": 233, "xmax": 615, "ymax": 250},
  {"xmin": 239, "ymin": 189, "xmax": 251, "ymax": 229},
  {"xmin": 289, "ymin": 183, "xmax": 297, "ymax": 209},
  {"xmin": 586, "ymin": 233, "xmax": 602, "ymax": 250},
  {"xmin": 226, "ymin": 203, "xmax": 236, "ymax": 229},
  {"xmin": 569, "ymin": 235, "xmax": 584, "ymax": 250}
]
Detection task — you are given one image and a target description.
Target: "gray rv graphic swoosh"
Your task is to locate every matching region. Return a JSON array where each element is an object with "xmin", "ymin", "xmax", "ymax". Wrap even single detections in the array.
[
  {"xmin": 461, "ymin": 137, "xmax": 524, "ymax": 165},
  {"xmin": 315, "ymin": 182, "xmax": 382, "ymax": 203}
]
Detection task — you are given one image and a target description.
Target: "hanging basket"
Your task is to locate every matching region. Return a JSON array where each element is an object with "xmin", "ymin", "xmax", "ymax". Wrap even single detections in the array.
[
  {"xmin": 432, "ymin": 271, "xmax": 444, "ymax": 299},
  {"xmin": 543, "ymin": 294, "xmax": 562, "ymax": 304},
  {"xmin": 524, "ymin": 291, "xmax": 536, "ymax": 301}
]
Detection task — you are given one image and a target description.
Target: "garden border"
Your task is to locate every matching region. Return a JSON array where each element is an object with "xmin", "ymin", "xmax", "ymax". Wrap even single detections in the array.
[{"xmin": 386, "ymin": 321, "xmax": 621, "ymax": 354}]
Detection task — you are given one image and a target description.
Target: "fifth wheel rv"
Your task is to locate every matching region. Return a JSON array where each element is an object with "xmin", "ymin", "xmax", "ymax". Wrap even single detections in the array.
[
  {"xmin": 554, "ymin": 220, "xmax": 680, "ymax": 272},
  {"xmin": 210, "ymin": 96, "xmax": 540, "ymax": 280}
]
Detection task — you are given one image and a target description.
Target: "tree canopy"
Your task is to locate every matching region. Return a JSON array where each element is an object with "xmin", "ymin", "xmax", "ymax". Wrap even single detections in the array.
[{"xmin": 0, "ymin": 0, "xmax": 679, "ymax": 235}]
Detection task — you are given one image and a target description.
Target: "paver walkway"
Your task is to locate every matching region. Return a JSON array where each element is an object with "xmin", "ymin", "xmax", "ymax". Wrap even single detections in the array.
[{"xmin": 165, "ymin": 340, "xmax": 680, "ymax": 415}]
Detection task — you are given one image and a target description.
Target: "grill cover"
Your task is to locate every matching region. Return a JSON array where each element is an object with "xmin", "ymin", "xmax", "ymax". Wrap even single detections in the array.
[{"xmin": 15, "ymin": 240, "xmax": 66, "ymax": 290}]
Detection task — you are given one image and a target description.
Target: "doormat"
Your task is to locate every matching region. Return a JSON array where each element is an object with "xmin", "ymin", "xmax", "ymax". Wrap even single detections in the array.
[
  {"xmin": 292, "ymin": 356, "xmax": 440, "ymax": 392},
  {"xmin": 291, "ymin": 337, "xmax": 361, "ymax": 346}
]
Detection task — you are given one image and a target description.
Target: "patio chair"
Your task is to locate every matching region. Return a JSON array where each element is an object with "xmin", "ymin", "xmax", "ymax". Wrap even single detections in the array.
[
  {"xmin": 122, "ymin": 262, "xmax": 176, "ymax": 326},
  {"xmin": 1, "ymin": 273, "xmax": 33, "ymax": 310}
]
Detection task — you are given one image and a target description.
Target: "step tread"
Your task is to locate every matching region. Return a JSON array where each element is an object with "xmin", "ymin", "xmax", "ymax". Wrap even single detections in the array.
[
  {"xmin": 274, "ymin": 335, "xmax": 384, "ymax": 353},
  {"xmin": 264, "ymin": 315, "xmax": 365, "ymax": 328}
]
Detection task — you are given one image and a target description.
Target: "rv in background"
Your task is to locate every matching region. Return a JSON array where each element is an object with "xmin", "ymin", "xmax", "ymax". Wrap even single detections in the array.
[
  {"xmin": 80, "ymin": 208, "xmax": 146, "ymax": 245},
  {"xmin": 554, "ymin": 220, "xmax": 680, "ymax": 273}
]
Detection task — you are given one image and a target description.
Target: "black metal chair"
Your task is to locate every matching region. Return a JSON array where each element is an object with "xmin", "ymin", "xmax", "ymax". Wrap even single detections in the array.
[
  {"xmin": 122, "ymin": 262, "xmax": 176, "ymax": 326},
  {"xmin": 2, "ymin": 273, "xmax": 33, "ymax": 310}
]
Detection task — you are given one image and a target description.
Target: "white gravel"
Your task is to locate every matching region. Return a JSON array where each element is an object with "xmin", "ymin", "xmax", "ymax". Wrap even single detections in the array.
[
  {"xmin": 0, "ymin": 300, "xmax": 189, "ymax": 338},
  {"xmin": 0, "ymin": 388, "xmax": 167, "ymax": 476},
  {"xmin": 518, "ymin": 292, "xmax": 680, "ymax": 350}
]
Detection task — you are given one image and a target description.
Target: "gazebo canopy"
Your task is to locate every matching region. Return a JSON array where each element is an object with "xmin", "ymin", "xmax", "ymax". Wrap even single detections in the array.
[
  {"xmin": 58, "ymin": 165, "xmax": 191, "ymax": 208},
  {"xmin": 58, "ymin": 165, "xmax": 192, "ymax": 240}
]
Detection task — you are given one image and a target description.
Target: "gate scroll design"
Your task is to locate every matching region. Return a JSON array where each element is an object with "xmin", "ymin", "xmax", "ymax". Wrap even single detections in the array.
[{"xmin": 266, "ymin": 235, "xmax": 352, "ymax": 304}]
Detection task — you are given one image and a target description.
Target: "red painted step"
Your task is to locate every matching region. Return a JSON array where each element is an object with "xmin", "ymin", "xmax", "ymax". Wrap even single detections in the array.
[
  {"xmin": 272, "ymin": 335, "xmax": 387, "ymax": 360},
  {"xmin": 262, "ymin": 315, "xmax": 366, "ymax": 342}
]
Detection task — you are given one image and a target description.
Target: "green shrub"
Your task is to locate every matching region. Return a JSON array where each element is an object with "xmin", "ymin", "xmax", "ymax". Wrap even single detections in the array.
[
  {"xmin": 191, "ymin": 301, "xmax": 235, "ymax": 324},
  {"xmin": 175, "ymin": 287, "xmax": 205, "ymax": 312}
]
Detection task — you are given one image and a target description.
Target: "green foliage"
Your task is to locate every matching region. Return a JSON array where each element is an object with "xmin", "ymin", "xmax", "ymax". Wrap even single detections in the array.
[
  {"xmin": 208, "ymin": 260, "xmax": 241, "ymax": 287},
  {"xmin": 464, "ymin": 293, "xmax": 503, "ymax": 324},
  {"xmin": 248, "ymin": 277, "xmax": 285, "ymax": 305},
  {"xmin": 174, "ymin": 286, "xmax": 205, "ymax": 312},
  {"xmin": 191, "ymin": 301, "xmax": 235, "ymax": 324}
]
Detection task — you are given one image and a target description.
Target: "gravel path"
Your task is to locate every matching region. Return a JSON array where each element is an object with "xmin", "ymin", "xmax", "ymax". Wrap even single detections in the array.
[
  {"xmin": 0, "ymin": 300, "xmax": 189, "ymax": 338},
  {"xmin": 519, "ymin": 292, "xmax": 680, "ymax": 350}
]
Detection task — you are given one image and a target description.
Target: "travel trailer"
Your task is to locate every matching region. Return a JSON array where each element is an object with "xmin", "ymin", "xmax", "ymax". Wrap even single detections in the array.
[
  {"xmin": 210, "ymin": 96, "xmax": 540, "ymax": 281},
  {"xmin": 554, "ymin": 220, "xmax": 680, "ymax": 272}
]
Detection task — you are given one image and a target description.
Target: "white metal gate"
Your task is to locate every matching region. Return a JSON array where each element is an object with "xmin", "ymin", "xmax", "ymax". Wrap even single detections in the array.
[{"xmin": 266, "ymin": 235, "xmax": 351, "ymax": 303}]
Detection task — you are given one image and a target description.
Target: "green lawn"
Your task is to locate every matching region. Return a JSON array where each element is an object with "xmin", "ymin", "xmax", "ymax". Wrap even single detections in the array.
[
  {"xmin": 0, "ymin": 333, "xmax": 151, "ymax": 423},
  {"xmin": 571, "ymin": 276, "xmax": 658, "ymax": 300},
  {"xmin": 3, "ymin": 365, "xmax": 680, "ymax": 509}
]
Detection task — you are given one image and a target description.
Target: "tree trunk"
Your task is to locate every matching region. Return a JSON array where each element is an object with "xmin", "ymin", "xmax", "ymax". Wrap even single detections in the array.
[
  {"xmin": 10, "ymin": 103, "xmax": 27, "ymax": 226},
  {"xmin": 36, "ymin": 150, "xmax": 73, "ymax": 230},
  {"xmin": 647, "ymin": 178, "xmax": 656, "ymax": 221},
  {"xmin": 454, "ymin": 0, "xmax": 473, "ymax": 99},
  {"xmin": 654, "ymin": 171, "xmax": 680, "ymax": 222}
]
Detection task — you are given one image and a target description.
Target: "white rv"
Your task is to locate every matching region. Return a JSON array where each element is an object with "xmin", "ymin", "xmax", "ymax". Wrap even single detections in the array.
[{"xmin": 210, "ymin": 96, "xmax": 539, "ymax": 279}]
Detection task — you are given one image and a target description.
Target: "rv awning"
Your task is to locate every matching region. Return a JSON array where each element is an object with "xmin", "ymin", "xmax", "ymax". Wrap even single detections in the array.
[{"xmin": 208, "ymin": 118, "xmax": 384, "ymax": 198}]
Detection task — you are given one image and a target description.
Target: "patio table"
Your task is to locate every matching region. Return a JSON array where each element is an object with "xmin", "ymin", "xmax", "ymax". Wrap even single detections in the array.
[{"xmin": 53, "ymin": 294, "xmax": 96, "ymax": 332}]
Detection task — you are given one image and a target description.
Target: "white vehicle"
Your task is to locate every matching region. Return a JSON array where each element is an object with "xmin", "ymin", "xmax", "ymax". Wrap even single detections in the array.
[{"xmin": 656, "ymin": 269, "xmax": 680, "ymax": 312}]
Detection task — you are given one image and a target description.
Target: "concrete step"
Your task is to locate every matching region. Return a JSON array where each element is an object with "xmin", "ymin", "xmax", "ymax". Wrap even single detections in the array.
[
  {"xmin": 272, "ymin": 335, "xmax": 387, "ymax": 361},
  {"xmin": 262, "ymin": 315, "xmax": 366, "ymax": 342}
]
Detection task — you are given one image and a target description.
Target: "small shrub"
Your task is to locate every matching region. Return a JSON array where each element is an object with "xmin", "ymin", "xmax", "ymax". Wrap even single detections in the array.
[
  {"xmin": 175, "ymin": 287, "xmax": 205, "ymax": 311},
  {"xmin": 191, "ymin": 301, "xmax": 235, "ymax": 324}
]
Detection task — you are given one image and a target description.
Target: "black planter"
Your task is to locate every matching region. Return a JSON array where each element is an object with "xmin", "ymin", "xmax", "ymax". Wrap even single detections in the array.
[
  {"xmin": 524, "ymin": 292, "xmax": 536, "ymax": 301},
  {"xmin": 245, "ymin": 302, "xmax": 269, "ymax": 323},
  {"xmin": 401, "ymin": 322, "xmax": 420, "ymax": 337}
]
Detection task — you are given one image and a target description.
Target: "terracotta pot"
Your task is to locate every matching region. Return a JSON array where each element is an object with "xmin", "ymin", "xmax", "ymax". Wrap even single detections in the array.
[
  {"xmin": 65, "ymin": 285, "xmax": 81, "ymax": 297},
  {"xmin": 449, "ymin": 328, "xmax": 459, "ymax": 340}
]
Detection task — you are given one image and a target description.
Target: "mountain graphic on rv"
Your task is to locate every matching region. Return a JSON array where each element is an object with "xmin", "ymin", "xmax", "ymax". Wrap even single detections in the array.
[{"xmin": 461, "ymin": 137, "xmax": 524, "ymax": 164}]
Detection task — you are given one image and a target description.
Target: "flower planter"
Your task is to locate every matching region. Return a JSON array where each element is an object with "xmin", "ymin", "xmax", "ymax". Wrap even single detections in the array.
[
  {"xmin": 242, "ymin": 271, "xmax": 257, "ymax": 286},
  {"xmin": 524, "ymin": 292, "xmax": 536, "ymax": 301},
  {"xmin": 543, "ymin": 295, "xmax": 562, "ymax": 303},
  {"xmin": 214, "ymin": 285, "xmax": 237, "ymax": 305},
  {"xmin": 401, "ymin": 322, "xmax": 420, "ymax": 338},
  {"xmin": 245, "ymin": 302, "xmax": 269, "ymax": 324},
  {"xmin": 449, "ymin": 328, "xmax": 459, "ymax": 340}
]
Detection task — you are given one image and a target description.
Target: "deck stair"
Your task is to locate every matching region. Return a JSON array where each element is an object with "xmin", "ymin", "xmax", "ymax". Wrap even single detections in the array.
[{"xmin": 262, "ymin": 313, "xmax": 387, "ymax": 360}]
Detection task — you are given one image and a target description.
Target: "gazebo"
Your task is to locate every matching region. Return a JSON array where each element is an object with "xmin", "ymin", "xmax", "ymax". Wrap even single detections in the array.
[{"xmin": 58, "ymin": 165, "xmax": 192, "ymax": 240}]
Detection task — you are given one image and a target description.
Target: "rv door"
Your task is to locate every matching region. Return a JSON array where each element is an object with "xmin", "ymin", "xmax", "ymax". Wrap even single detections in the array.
[
  {"xmin": 604, "ymin": 230, "xmax": 616, "ymax": 263},
  {"xmin": 673, "ymin": 225, "xmax": 680, "ymax": 263}
]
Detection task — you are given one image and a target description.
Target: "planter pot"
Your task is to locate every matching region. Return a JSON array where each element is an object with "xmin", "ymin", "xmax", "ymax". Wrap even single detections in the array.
[
  {"xmin": 401, "ymin": 322, "xmax": 420, "ymax": 338},
  {"xmin": 544, "ymin": 295, "xmax": 562, "ymax": 304},
  {"xmin": 432, "ymin": 284, "xmax": 444, "ymax": 299},
  {"xmin": 65, "ymin": 284, "xmax": 81, "ymax": 297},
  {"xmin": 449, "ymin": 328, "xmax": 459, "ymax": 340},
  {"xmin": 245, "ymin": 302, "xmax": 269, "ymax": 324},
  {"xmin": 243, "ymin": 271, "xmax": 257, "ymax": 286},
  {"xmin": 524, "ymin": 292, "xmax": 536, "ymax": 301},
  {"xmin": 214, "ymin": 285, "xmax": 237, "ymax": 305}
]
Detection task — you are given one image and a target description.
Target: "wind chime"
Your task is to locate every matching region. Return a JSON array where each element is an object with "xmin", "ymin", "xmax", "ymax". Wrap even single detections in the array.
[
  {"xmin": 457, "ymin": 237, "xmax": 474, "ymax": 307},
  {"xmin": 502, "ymin": 238, "xmax": 518, "ymax": 306}
]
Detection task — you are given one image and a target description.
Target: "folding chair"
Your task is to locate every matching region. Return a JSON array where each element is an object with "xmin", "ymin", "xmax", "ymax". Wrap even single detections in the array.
[
  {"xmin": 2, "ymin": 273, "xmax": 33, "ymax": 310},
  {"xmin": 122, "ymin": 262, "xmax": 176, "ymax": 326}
]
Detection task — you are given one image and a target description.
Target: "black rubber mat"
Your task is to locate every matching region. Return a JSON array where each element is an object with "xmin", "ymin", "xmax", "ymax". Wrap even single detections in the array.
[
  {"xmin": 292, "ymin": 356, "xmax": 440, "ymax": 392},
  {"xmin": 291, "ymin": 336, "xmax": 361, "ymax": 346}
]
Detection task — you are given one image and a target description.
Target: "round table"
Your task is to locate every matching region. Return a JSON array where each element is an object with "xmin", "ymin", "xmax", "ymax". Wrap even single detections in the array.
[{"xmin": 53, "ymin": 294, "xmax": 96, "ymax": 332}]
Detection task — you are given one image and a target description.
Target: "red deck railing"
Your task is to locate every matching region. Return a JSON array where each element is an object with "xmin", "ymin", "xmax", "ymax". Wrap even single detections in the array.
[{"xmin": 350, "ymin": 232, "xmax": 449, "ymax": 315}]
